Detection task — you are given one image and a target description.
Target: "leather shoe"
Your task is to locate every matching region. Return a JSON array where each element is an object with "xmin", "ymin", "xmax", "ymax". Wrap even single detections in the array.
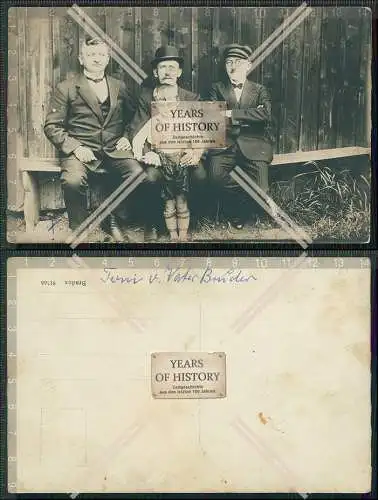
[{"xmin": 228, "ymin": 218, "xmax": 245, "ymax": 230}]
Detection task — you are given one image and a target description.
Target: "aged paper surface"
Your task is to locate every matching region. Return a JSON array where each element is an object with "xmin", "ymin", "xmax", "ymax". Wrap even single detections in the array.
[{"xmin": 9, "ymin": 257, "xmax": 371, "ymax": 493}]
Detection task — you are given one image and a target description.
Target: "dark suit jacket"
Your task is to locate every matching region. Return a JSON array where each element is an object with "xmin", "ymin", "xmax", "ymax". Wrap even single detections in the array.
[
  {"xmin": 208, "ymin": 79, "xmax": 273, "ymax": 163},
  {"xmin": 44, "ymin": 73, "xmax": 134, "ymax": 169},
  {"xmin": 129, "ymin": 86, "xmax": 199, "ymax": 141}
]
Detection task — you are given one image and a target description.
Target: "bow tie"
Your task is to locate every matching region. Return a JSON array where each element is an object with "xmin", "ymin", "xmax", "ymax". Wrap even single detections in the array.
[
  {"xmin": 86, "ymin": 76, "xmax": 105, "ymax": 83},
  {"xmin": 232, "ymin": 83, "xmax": 243, "ymax": 89}
]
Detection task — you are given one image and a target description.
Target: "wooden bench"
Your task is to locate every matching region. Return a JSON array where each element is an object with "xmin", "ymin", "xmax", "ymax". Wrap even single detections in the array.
[{"xmin": 19, "ymin": 146, "xmax": 370, "ymax": 232}]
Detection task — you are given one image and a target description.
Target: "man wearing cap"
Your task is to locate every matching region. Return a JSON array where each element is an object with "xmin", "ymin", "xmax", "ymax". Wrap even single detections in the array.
[
  {"xmin": 44, "ymin": 37, "xmax": 145, "ymax": 242},
  {"xmin": 129, "ymin": 45, "xmax": 207, "ymax": 242},
  {"xmin": 207, "ymin": 43, "xmax": 274, "ymax": 230}
]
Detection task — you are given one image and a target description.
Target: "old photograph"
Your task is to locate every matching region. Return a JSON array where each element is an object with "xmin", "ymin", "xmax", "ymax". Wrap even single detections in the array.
[{"xmin": 7, "ymin": 6, "xmax": 372, "ymax": 244}]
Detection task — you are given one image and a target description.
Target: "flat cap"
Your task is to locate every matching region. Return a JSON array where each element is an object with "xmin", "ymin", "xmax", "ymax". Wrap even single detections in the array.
[{"xmin": 223, "ymin": 44, "xmax": 253, "ymax": 60}]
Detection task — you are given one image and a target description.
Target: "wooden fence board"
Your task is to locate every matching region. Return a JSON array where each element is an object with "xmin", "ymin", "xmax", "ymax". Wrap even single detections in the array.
[
  {"xmin": 334, "ymin": 7, "xmax": 362, "ymax": 148},
  {"xmin": 169, "ymin": 7, "xmax": 193, "ymax": 90},
  {"xmin": 197, "ymin": 7, "xmax": 214, "ymax": 97},
  {"xmin": 279, "ymin": 7, "xmax": 305, "ymax": 153},
  {"xmin": 356, "ymin": 7, "xmax": 372, "ymax": 147},
  {"xmin": 318, "ymin": 7, "xmax": 346, "ymax": 149},
  {"xmin": 260, "ymin": 7, "xmax": 285, "ymax": 153},
  {"xmin": 299, "ymin": 8, "xmax": 322, "ymax": 151},
  {"xmin": 239, "ymin": 7, "xmax": 264, "ymax": 83},
  {"xmin": 140, "ymin": 7, "xmax": 169, "ymax": 80}
]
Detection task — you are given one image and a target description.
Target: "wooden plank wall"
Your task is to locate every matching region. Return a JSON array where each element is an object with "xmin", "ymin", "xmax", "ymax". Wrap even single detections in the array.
[{"xmin": 8, "ymin": 6, "xmax": 371, "ymax": 211}]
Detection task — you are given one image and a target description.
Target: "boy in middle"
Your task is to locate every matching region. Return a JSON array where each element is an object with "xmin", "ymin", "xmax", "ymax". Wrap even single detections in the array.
[{"xmin": 129, "ymin": 45, "xmax": 205, "ymax": 242}]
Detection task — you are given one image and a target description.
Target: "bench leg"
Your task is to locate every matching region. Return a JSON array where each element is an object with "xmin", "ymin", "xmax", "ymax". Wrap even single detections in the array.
[{"xmin": 22, "ymin": 171, "xmax": 40, "ymax": 232}]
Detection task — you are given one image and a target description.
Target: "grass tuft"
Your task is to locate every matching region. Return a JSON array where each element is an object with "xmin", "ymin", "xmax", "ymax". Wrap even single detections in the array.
[{"xmin": 268, "ymin": 163, "xmax": 370, "ymax": 241}]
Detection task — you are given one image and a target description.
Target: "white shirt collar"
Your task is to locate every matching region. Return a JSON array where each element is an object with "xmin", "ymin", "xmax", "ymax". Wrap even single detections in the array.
[{"xmin": 84, "ymin": 69, "xmax": 106, "ymax": 81}]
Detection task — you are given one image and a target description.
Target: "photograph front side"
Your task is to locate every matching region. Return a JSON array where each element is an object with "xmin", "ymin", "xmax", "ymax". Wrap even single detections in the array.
[{"xmin": 7, "ymin": 6, "xmax": 372, "ymax": 244}]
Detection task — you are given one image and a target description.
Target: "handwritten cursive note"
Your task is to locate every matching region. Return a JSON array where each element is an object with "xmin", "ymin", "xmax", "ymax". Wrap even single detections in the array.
[{"xmin": 100, "ymin": 266, "xmax": 257, "ymax": 285}]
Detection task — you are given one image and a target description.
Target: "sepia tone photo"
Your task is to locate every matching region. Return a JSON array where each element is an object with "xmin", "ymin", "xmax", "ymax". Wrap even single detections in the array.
[{"xmin": 7, "ymin": 5, "xmax": 372, "ymax": 244}]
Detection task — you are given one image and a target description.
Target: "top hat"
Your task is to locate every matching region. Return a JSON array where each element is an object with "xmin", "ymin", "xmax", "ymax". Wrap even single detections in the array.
[
  {"xmin": 151, "ymin": 45, "xmax": 184, "ymax": 67},
  {"xmin": 223, "ymin": 44, "xmax": 253, "ymax": 60}
]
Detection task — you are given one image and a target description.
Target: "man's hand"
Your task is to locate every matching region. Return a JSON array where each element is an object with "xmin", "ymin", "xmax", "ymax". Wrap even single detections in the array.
[
  {"xmin": 115, "ymin": 137, "xmax": 132, "ymax": 151},
  {"xmin": 73, "ymin": 146, "xmax": 97, "ymax": 163},
  {"xmin": 141, "ymin": 151, "xmax": 161, "ymax": 167}
]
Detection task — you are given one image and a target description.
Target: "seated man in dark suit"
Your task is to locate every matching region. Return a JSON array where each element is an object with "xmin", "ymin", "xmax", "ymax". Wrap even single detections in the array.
[
  {"xmin": 207, "ymin": 44, "xmax": 274, "ymax": 229},
  {"xmin": 44, "ymin": 36, "xmax": 147, "ymax": 242}
]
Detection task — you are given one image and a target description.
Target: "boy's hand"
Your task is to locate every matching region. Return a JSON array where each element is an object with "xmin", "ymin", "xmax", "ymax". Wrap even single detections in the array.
[
  {"xmin": 142, "ymin": 151, "xmax": 161, "ymax": 166},
  {"xmin": 115, "ymin": 137, "xmax": 132, "ymax": 151},
  {"xmin": 180, "ymin": 149, "xmax": 202, "ymax": 166},
  {"xmin": 73, "ymin": 146, "xmax": 97, "ymax": 163}
]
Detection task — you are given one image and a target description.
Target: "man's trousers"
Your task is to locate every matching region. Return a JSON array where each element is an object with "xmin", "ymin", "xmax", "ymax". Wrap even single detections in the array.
[
  {"xmin": 208, "ymin": 147, "xmax": 269, "ymax": 222},
  {"xmin": 60, "ymin": 155, "xmax": 145, "ymax": 231}
]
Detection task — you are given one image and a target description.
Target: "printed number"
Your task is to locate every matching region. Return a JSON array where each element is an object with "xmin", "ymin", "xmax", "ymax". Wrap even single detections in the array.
[
  {"xmin": 231, "ymin": 258, "xmax": 239, "ymax": 268},
  {"xmin": 8, "ymin": 75, "xmax": 16, "ymax": 82},
  {"xmin": 255, "ymin": 7, "xmax": 265, "ymax": 18},
  {"xmin": 8, "ymin": 49, "xmax": 16, "ymax": 56},
  {"xmin": 8, "ymin": 404, "xmax": 16, "ymax": 411},
  {"xmin": 102, "ymin": 259, "xmax": 108, "ymax": 267},
  {"xmin": 49, "ymin": 257, "xmax": 56, "ymax": 267},
  {"xmin": 153, "ymin": 7, "xmax": 159, "ymax": 16},
  {"xmin": 8, "ymin": 483, "xmax": 17, "ymax": 490},
  {"xmin": 204, "ymin": 7, "xmax": 211, "ymax": 17},
  {"xmin": 8, "ymin": 128, "xmax": 17, "ymax": 134},
  {"xmin": 8, "ymin": 378, "xmax": 16, "ymax": 384},
  {"xmin": 153, "ymin": 258, "xmax": 160, "ymax": 268},
  {"xmin": 8, "ymin": 325, "xmax": 16, "ymax": 333},
  {"xmin": 8, "ymin": 456, "xmax": 17, "ymax": 461},
  {"xmin": 180, "ymin": 258, "xmax": 186, "ymax": 267},
  {"xmin": 333, "ymin": 7, "xmax": 343, "ymax": 17},
  {"xmin": 256, "ymin": 258, "xmax": 268, "ymax": 268},
  {"xmin": 360, "ymin": 258, "xmax": 370, "ymax": 268},
  {"xmin": 334, "ymin": 258, "xmax": 344, "ymax": 268},
  {"xmin": 48, "ymin": 7, "xmax": 55, "ymax": 16},
  {"xmin": 8, "ymin": 154, "xmax": 16, "ymax": 159},
  {"xmin": 307, "ymin": 257, "xmax": 319, "ymax": 269},
  {"xmin": 360, "ymin": 7, "xmax": 371, "ymax": 16},
  {"xmin": 7, "ymin": 299, "xmax": 16, "ymax": 306},
  {"xmin": 128, "ymin": 257, "xmax": 135, "ymax": 266},
  {"xmin": 206, "ymin": 258, "xmax": 212, "ymax": 268},
  {"xmin": 97, "ymin": 7, "xmax": 107, "ymax": 15}
]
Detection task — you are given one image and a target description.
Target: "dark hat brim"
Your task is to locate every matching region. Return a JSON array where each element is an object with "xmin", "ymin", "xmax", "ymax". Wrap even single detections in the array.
[
  {"xmin": 151, "ymin": 56, "xmax": 184, "ymax": 66},
  {"xmin": 223, "ymin": 44, "xmax": 253, "ymax": 60}
]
